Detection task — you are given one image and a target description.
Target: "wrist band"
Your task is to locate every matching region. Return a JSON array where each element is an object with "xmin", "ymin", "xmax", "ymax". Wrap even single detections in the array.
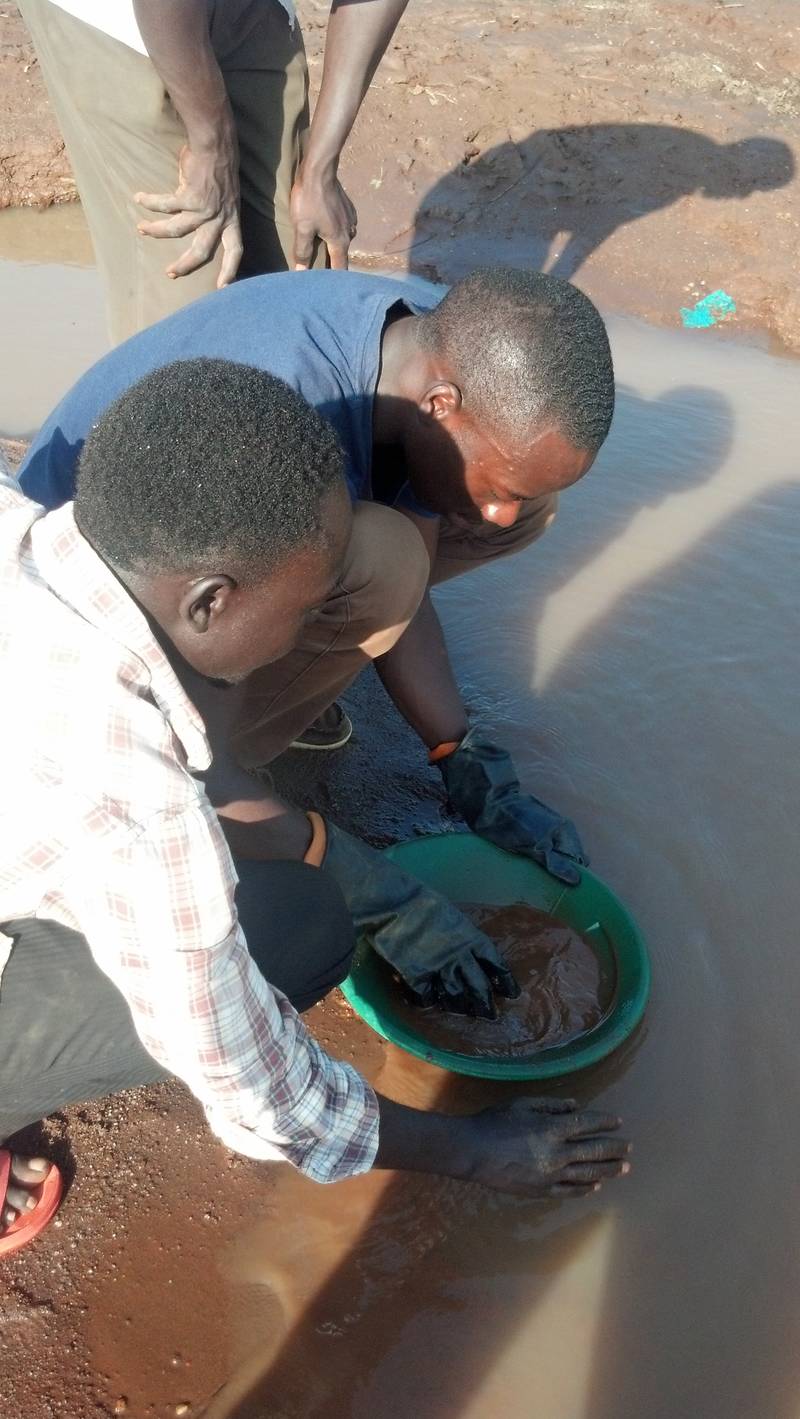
[
  {"xmin": 303, "ymin": 810, "xmax": 328, "ymax": 867},
  {"xmin": 428, "ymin": 739, "xmax": 462, "ymax": 765}
]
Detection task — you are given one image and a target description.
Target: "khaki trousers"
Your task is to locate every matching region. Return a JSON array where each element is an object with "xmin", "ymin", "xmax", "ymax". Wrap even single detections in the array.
[
  {"xmin": 19, "ymin": 0, "xmax": 319, "ymax": 344},
  {"xmin": 233, "ymin": 492, "xmax": 558, "ymax": 767}
]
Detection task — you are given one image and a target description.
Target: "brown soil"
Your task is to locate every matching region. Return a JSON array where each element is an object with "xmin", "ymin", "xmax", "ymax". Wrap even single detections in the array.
[
  {"xmin": 1, "ymin": 988, "xmax": 388, "ymax": 1419},
  {"xmin": 1, "ymin": 0, "xmax": 799, "ymax": 349}
]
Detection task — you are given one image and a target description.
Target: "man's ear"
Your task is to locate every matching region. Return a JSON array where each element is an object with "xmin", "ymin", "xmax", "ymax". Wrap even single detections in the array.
[
  {"xmin": 418, "ymin": 380, "xmax": 463, "ymax": 423},
  {"xmin": 180, "ymin": 575, "xmax": 236, "ymax": 634}
]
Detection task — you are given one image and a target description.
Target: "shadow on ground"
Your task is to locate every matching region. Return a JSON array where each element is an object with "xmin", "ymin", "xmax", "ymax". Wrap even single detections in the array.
[{"xmin": 391, "ymin": 124, "xmax": 794, "ymax": 281}]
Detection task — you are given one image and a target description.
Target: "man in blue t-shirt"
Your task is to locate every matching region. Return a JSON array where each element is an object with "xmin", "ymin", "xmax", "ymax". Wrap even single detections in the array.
[{"xmin": 20, "ymin": 266, "xmax": 615, "ymax": 886}]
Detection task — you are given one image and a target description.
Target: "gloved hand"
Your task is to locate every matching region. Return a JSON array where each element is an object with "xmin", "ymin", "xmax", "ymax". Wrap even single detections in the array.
[
  {"xmin": 320, "ymin": 820, "xmax": 520, "ymax": 1018},
  {"xmin": 436, "ymin": 728, "xmax": 588, "ymax": 886}
]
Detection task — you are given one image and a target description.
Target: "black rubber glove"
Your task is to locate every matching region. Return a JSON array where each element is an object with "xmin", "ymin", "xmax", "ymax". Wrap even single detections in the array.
[
  {"xmin": 437, "ymin": 728, "xmax": 588, "ymax": 886},
  {"xmin": 321, "ymin": 821, "xmax": 520, "ymax": 1018}
]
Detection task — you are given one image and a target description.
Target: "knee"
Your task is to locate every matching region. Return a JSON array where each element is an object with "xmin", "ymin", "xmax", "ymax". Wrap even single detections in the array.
[
  {"xmin": 236, "ymin": 859, "xmax": 356, "ymax": 1012},
  {"xmin": 289, "ymin": 869, "xmax": 356, "ymax": 1012},
  {"xmin": 344, "ymin": 502, "xmax": 429, "ymax": 659}
]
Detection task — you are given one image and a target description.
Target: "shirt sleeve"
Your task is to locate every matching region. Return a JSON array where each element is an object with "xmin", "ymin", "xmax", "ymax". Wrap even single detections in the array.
[{"xmin": 65, "ymin": 798, "xmax": 379, "ymax": 1183}]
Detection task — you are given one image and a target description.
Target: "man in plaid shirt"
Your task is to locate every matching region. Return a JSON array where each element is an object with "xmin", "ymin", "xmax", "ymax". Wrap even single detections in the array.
[{"xmin": 0, "ymin": 358, "xmax": 629, "ymax": 1251}]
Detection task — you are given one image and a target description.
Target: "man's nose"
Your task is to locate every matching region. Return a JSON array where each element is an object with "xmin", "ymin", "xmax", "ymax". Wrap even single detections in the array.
[{"xmin": 481, "ymin": 500, "xmax": 522, "ymax": 528}]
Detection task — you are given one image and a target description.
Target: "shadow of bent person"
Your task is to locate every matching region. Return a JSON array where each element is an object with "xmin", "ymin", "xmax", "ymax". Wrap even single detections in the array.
[
  {"xmin": 203, "ymin": 1047, "xmax": 623, "ymax": 1419},
  {"xmin": 529, "ymin": 379, "xmax": 736, "ymax": 692},
  {"xmin": 390, "ymin": 125, "xmax": 795, "ymax": 281},
  {"xmin": 429, "ymin": 377, "xmax": 735, "ymax": 712}
]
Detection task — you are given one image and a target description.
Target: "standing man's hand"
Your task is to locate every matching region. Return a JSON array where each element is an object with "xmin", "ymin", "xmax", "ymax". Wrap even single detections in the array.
[
  {"xmin": 290, "ymin": 163, "xmax": 357, "ymax": 271},
  {"xmin": 293, "ymin": 0, "xmax": 409, "ymax": 271},
  {"xmin": 135, "ymin": 129, "xmax": 243, "ymax": 285},
  {"xmin": 132, "ymin": 0, "xmax": 243, "ymax": 286}
]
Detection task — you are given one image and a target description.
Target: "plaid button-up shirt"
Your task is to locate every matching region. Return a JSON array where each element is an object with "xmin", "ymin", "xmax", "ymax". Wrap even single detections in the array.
[{"xmin": 0, "ymin": 478, "xmax": 378, "ymax": 1182}]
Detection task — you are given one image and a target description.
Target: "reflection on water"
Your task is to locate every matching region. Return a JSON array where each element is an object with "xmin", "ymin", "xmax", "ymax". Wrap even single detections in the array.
[
  {"xmin": 0, "ymin": 205, "xmax": 106, "ymax": 439},
  {"xmin": 208, "ymin": 319, "xmax": 800, "ymax": 1419}
]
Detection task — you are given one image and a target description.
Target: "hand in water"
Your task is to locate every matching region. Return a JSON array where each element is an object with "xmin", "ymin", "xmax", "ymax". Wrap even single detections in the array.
[
  {"xmin": 321, "ymin": 820, "xmax": 520, "ymax": 1018},
  {"xmin": 135, "ymin": 134, "xmax": 243, "ymax": 287},
  {"xmin": 464, "ymin": 1097, "xmax": 630, "ymax": 1197},
  {"xmin": 376, "ymin": 1094, "xmax": 630, "ymax": 1197},
  {"xmin": 438, "ymin": 730, "xmax": 588, "ymax": 886}
]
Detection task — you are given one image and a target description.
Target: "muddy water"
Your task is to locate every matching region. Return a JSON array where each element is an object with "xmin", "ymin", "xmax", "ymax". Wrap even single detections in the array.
[
  {"xmin": 389, "ymin": 904, "xmax": 616, "ymax": 1056},
  {"xmin": 2, "ymin": 208, "xmax": 799, "ymax": 1416},
  {"xmin": 206, "ymin": 318, "xmax": 800, "ymax": 1419},
  {"xmin": 0, "ymin": 205, "xmax": 106, "ymax": 439}
]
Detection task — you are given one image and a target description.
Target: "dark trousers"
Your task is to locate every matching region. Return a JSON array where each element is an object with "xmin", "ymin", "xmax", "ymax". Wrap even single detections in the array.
[{"xmin": 0, "ymin": 859, "xmax": 355, "ymax": 1143}]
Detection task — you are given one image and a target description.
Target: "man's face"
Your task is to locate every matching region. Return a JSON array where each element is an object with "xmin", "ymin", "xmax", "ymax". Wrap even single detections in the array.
[
  {"xmin": 168, "ymin": 483, "xmax": 353, "ymax": 683},
  {"xmin": 407, "ymin": 413, "xmax": 595, "ymax": 527}
]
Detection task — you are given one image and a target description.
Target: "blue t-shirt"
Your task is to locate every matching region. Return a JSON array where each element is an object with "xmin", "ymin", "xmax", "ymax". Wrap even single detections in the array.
[{"xmin": 19, "ymin": 270, "xmax": 441, "ymax": 515}]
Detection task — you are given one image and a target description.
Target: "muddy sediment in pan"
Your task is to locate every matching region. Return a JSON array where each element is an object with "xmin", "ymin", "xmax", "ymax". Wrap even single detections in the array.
[
  {"xmin": 389, "ymin": 903, "xmax": 617, "ymax": 1057},
  {"xmin": 3, "ymin": 315, "xmax": 799, "ymax": 1419}
]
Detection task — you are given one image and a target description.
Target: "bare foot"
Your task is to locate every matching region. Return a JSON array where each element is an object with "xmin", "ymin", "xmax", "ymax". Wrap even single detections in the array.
[{"xmin": 1, "ymin": 1155, "xmax": 52, "ymax": 1231}]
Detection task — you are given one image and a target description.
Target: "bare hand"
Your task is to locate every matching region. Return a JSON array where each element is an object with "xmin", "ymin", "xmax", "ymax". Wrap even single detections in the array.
[
  {"xmin": 464, "ymin": 1096, "xmax": 631, "ymax": 1198},
  {"xmin": 290, "ymin": 164, "xmax": 357, "ymax": 271},
  {"xmin": 135, "ymin": 134, "xmax": 243, "ymax": 287}
]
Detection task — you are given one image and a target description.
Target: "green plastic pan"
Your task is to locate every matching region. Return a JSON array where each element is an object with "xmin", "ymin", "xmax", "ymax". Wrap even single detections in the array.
[{"xmin": 340, "ymin": 832, "xmax": 650, "ymax": 1079}]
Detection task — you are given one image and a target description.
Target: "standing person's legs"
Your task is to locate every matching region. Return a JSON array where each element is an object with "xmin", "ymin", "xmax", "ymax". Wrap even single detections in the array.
[
  {"xmin": 233, "ymin": 502, "xmax": 429, "ymax": 768},
  {"xmin": 213, "ymin": 0, "xmax": 323, "ymax": 276},
  {"xmin": 18, "ymin": 0, "xmax": 318, "ymax": 344},
  {"xmin": 431, "ymin": 493, "xmax": 559, "ymax": 586},
  {"xmin": 0, "ymin": 860, "xmax": 355, "ymax": 1144},
  {"xmin": 18, "ymin": 0, "xmax": 222, "ymax": 343}
]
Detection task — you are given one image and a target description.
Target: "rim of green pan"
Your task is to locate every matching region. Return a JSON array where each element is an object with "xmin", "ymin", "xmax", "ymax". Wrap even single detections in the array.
[{"xmin": 340, "ymin": 832, "xmax": 651, "ymax": 1079}]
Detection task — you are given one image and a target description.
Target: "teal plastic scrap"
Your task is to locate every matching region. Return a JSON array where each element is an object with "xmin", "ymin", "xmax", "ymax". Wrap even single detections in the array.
[{"xmin": 680, "ymin": 289, "xmax": 737, "ymax": 328}]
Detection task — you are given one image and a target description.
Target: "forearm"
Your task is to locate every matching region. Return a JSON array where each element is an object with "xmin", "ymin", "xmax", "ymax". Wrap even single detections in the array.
[
  {"xmin": 374, "ymin": 1094, "xmax": 474, "ymax": 1177},
  {"xmin": 305, "ymin": 0, "xmax": 409, "ymax": 175},
  {"xmin": 132, "ymin": 0, "xmax": 234, "ymax": 146},
  {"xmin": 375, "ymin": 590, "xmax": 468, "ymax": 749}
]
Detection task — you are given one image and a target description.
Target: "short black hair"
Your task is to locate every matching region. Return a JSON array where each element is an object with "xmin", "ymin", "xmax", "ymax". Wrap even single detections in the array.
[
  {"xmin": 418, "ymin": 267, "xmax": 614, "ymax": 452},
  {"xmin": 75, "ymin": 357, "xmax": 345, "ymax": 578}
]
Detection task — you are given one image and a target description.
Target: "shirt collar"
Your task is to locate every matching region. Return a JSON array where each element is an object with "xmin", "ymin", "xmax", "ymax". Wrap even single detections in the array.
[{"xmin": 30, "ymin": 500, "xmax": 212, "ymax": 773}]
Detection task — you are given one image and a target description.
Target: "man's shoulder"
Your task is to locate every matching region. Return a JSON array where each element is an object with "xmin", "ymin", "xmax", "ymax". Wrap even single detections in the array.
[
  {"xmin": 0, "ymin": 474, "xmax": 44, "ymax": 567},
  {"xmin": 18, "ymin": 271, "xmax": 445, "ymax": 505},
  {"xmin": 28, "ymin": 270, "xmax": 419, "ymax": 403},
  {"xmin": 0, "ymin": 471, "xmax": 32, "ymax": 513},
  {"xmin": 231, "ymin": 269, "xmax": 443, "ymax": 323},
  {"xmin": 35, "ymin": 268, "xmax": 442, "ymax": 388}
]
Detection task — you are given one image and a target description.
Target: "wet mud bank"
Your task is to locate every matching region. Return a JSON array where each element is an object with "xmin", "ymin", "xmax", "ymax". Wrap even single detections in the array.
[
  {"xmin": 3, "ymin": 316, "xmax": 800, "ymax": 1418},
  {"xmin": 2, "ymin": 0, "xmax": 800, "ymax": 350}
]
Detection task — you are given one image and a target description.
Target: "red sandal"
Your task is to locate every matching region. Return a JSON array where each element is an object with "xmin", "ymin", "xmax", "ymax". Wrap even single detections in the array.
[{"xmin": 0, "ymin": 1148, "xmax": 63, "ymax": 1258}]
